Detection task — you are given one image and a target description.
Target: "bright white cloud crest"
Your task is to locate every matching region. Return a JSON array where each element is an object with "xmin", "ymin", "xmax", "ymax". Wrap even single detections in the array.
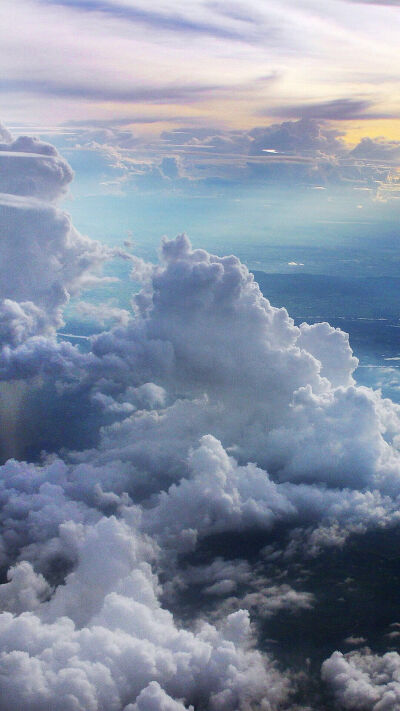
[{"xmin": 2, "ymin": 126, "xmax": 400, "ymax": 709}]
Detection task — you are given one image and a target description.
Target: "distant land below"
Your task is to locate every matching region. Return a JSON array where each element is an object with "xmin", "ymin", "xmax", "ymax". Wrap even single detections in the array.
[
  {"xmin": 254, "ymin": 271, "xmax": 400, "ymax": 401},
  {"xmin": 253, "ymin": 271, "xmax": 400, "ymax": 321}
]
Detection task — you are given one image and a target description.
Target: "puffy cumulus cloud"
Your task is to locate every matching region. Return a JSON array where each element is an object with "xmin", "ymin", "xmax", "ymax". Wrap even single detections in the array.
[
  {"xmin": 221, "ymin": 585, "xmax": 315, "ymax": 621},
  {"xmin": 96, "ymin": 119, "xmax": 400, "ymax": 195},
  {"xmin": 141, "ymin": 435, "xmax": 296, "ymax": 551},
  {"xmin": 0, "ymin": 124, "xmax": 119, "ymax": 464},
  {"xmin": 122, "ymin": 120, "xmax": 349, "ymax": 188},
  {"xmin": 166, "ymin": 556, "xmax": 314, "ymax": 623},
  {"xmin": 0, "ymin": 126, "xmax": 73, "ymax": 201},
  {"xmin": 81, "ymin": 233, "xmax": 400, "ymax": 495},
  {"xmin": 160, "ymin": 120, "xmax": 344, "ymax": 158},
  {"xmin": 322, "ymin": 649, "xmax": 400, "ymax": 709},
  {"xmin": 0, "ymin": 123, "xmax": 119, "ymax": 353},
  {"xmin": 0, "ymin": 454, "xmax": 101, "ymax": 570},
  {"xmin": 0, "ymin": 194, "xmax": 110, "ymax": 338},
  {"xmin": 74, "ymin": 301, "xmax": 131, "ymax": 327},
  {"xmin": 0, "ymin": 561, "xmax": 51, "ymax": 614},
  {"xmin": 248, "ymin": 118, "xmax": 345, "ymax": 156},
  {"xmin": 350, "ymin": 136, "xmax": 400, "ymax": 163},
  {"xmin": 94, "ymin": 232, "xmax": 323, "ymax": 407},
  {"xmin": 0, "ymin": 299, "xmax": 49, "ymax": 348},
  {"xmin": 126, "ymin": 681, "xmax": 193, "ymax": 711},
  {"xmin": 297, "ymin": 322, "xmax": 358, "ymax": 389},
  {"xmin": 0, "ymin": 127, "xmax": 115, "ymax": 458},
  {"xmin": 5, "ymin": 131, "xmax": 400, "ymax": 708},
  {"xmin": 140, "ymin": 433, "xmax": 400, "ymax": 556},
  {"xmin": 2, "ymin": 222, "xmax": 400, "ymax": 499},
  {"xmin": 0, "ymin": 515, "xmax": 291, "ymax": 711},
  {"xmin": 73, "ymin": 126, "xmax": 139, "ymax": 150}
]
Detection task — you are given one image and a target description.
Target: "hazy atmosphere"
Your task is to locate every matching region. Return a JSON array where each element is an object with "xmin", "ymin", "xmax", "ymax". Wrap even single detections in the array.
[{"xmin": 1, "ymin": 1, "xmax": 400, "ymax": 709}]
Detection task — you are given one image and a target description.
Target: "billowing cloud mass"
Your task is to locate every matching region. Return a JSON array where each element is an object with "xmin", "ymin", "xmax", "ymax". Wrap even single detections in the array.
[
  {"xmin": 322, "ymin": 649, "xmax": 400, "ymax": 709},
  {"xmin": 2, "ymin": 127, "xmax": 400, "ymax": 709},
  {"xmin": 0, "ymin": 122, "xmax": 112, "ymax": 343}
]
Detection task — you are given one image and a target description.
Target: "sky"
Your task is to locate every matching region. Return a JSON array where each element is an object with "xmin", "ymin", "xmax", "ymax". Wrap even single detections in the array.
[
  {"xmin": 3, "ymin": 0, "xmax": 400, "ymax": 139},
  {"xmin": 3, "ymin": 0, "xmax": 400, "ymax": 271},
  {"xmin": 2, "ymin": 2, "xmax": 400, "ymax": 711}
]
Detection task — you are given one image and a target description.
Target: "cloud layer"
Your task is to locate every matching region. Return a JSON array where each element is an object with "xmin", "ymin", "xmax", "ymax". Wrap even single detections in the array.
[{"xmin": 2, "ymin": 126, "xmax": 400, "ymax": 709}]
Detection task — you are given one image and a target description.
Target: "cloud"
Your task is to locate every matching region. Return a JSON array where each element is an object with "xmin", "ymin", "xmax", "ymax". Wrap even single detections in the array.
[
  {"xmin": 83, "ymin": 233, "xmax": 397, "ymax": 495},
  {"xmin": 322, "ymin": 649, "xmax": 400, "ymax": 709},
  {"xmin": 350, "ymin": 136, "xmax": 400, "ymax": 163},
  {"xmin": 0, "ymin": 125, "xmax": 118, "ymax": 347},
  {"xmin": 74, "ymin": 301, "xmax": 131, "ymax": 327},
  {"xmin": 248, "ymin": 118, "xmax": 345, "ymax": 155},
  {"xmin": 343, "ymin": 0, "xmax": 400, "ymax": 5},
  {"xmin": 4, "ymin": 128, "xmax": 400, "ymax": 708},
  {"xmin": 36, "ymin": 0, "xmax": 261, "ymax": 42},
  {"xmin": 104, "ymin": 118, "xmax": 399, "ymax": 195},
  {"xmin": 0, "ymin": 122, "xmax": 12, "ymax": 143},
  {"xmin": 266, "ymin": 98, "xmax": 377, "ymax": 121},
  {"xmin": 127, "ymin": 682, "xmax": 192, "ymax": 711},
  {"xmin": 0, "ymin": 515, "xmax": 292, "ymax": 711},
  {"xmin": 0, "ymin": 126, "xmax": 121, "ymax": 461},
  {"xmin": 159, "ymin": 119, "xmax": 347, "ymax": 159},
  {"xmin": 0, "ymin": 129, "xmax": 73, "ymax": 200},
  {"xmin": 0, "ymin": 77, "xmax": 225, "ymax": 104},
  {"xmin": 65, "ymin": 118, "xmax": 400, "ymax": 199},
  {"xmin": 66, "ymin": 117, "xmax": 183, "ymax": 127},
  {"xmin": 141, "ymin": 435, "xmax": 297, "ymax": 551}
]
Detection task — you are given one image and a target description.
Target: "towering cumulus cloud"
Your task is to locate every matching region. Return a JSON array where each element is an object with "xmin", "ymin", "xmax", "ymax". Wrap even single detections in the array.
[
  {"xmin": 0, "ymin": 124, "xmax": 110, "ymax": 342},
  {"xmin": 2, "ymin": 125, "xmax": 400, "ymax": 709},
  {"xmin": 0, "ymin": 123, "xmax": 114, "ymax": 460}
]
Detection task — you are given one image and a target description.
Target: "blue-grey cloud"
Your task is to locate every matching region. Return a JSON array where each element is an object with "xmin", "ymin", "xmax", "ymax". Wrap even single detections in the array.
[
  {"xmin": 265, "ymin": 98, "xmax": 388, "ymax": 121},
  {"xmin": 0, "ymin": 78, "xmax": 223, "ymax": 104},
  {"xmin": 343, "ymin": 0, "xmax": 400, "ymax": 5},
  {"xmin": 65, "ymin": 116, "xmax": 185, "ymax": 127},
  {"xmin": 37, "ymin": 0, "xmax": 262, "ymax": 42}
]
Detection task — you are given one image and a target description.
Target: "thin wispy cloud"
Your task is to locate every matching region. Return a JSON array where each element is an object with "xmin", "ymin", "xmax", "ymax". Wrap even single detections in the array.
[
  {"xmin": 1, "ymin": 0, "xmax": 400, "ymax": 127},
  {"xmin": 0, "ymin": 78, "xmax": 225, "ymax": 104},
  {"xmin": 266, "ymin": 98, "xmax": 378, "ymax": 121},
  {"xmin": 343, "ymin": 0, "xmax": 400, "ymax": 5},
  {"xmin": 37, "ymin": 0, "xmax": 263, "ymax": 42}
]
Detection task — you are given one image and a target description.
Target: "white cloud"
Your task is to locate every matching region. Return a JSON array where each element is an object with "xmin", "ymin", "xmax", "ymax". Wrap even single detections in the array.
[
  {"xmin": 322, "ymin": 649, "xmax": 400, "ymax": 709},
  {"xmin": 3, "ymin": 128, "xmax": 400, "ymax": 708},
  {"xmin": 0, "ymin": 516, "xmax": 292, "ymax": 711}
]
